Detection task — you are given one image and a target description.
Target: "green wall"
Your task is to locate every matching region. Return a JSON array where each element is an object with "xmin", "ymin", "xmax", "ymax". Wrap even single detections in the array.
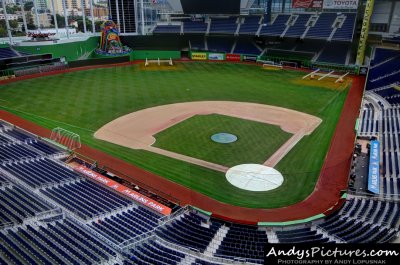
[
  {"xmin": 14, "ymin": 37, "xmax": 99, "ymax": 62},
  {"xmin": 131, "ymin": 50, "xmax": 181, "ymax": 60}
]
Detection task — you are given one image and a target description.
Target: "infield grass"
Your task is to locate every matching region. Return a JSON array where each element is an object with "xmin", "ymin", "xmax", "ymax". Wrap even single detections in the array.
[
  {"xmin": 0, "ymin": 62, "xmax": 349, "ymax": 208},
  {"xmin": 153, "ymin": 114, "xmax": 292, "ymax": 167}
]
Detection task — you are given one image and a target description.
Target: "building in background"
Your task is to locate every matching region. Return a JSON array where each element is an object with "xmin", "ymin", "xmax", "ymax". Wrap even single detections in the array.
[{"xmin": 33, "ymin": 11, "xmax": 52, "ymax": 27}]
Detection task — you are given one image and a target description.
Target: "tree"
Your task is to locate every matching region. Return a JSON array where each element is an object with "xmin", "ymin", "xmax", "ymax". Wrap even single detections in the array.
[
  {"xmin": 6, "ymin": 5, "xmax": 20, "ymax": 14},
  {"xmin": 51, "ymin": 14, "xmax": 65, "ymax": 28},
  {"xmin": 25, "ymin": 13, "xmax": 37, "ymax": 30},
  {"xmin": 0, "ymin": 27, "xmax": 8, "ymax": 38},
  {"xmin": 9, "ymin": 20, "xmax": 19, "ymax": 31},
  {"xmin": 95, "ymin": 21, "xmax": 103, "ymax": 32},
  {"xmin": 77, "ymin": 19, "xmax": 93, "ymax": 33},
  {"xmin": 23, "ymin": 1, "xmax": 34, "ymax": 11}
]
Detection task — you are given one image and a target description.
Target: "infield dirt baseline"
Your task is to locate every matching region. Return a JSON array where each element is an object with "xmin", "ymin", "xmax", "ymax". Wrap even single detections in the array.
[{"xmin": 95, "ymin": 101, "xmax": 322, "ymax": 172}]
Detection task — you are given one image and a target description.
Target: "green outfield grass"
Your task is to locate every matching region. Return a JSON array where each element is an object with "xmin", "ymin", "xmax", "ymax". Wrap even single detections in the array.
[
  {"xmin": 153, "ymin": 114, "xmax": 292, "ymax": 167},
  {"xmin": 0, "ymin": 62, "xmax": 349, "ymax": 208}
]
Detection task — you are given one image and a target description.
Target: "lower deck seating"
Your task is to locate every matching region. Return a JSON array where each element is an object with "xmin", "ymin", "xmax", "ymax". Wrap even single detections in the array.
[
  {"xmin": 89, "ymin": 207, "xmax": 161, "ymax": 244},
  {"xmin": 0, "ymin": 173, "xmax": 9, "ymax": 185},
  {"xmin": 0, "ymin": 220, "xmax": 116, "ymax": 265},
  {"xmin": 0, "ymin": 184, "xmax": 54, "ymax": 226},
  {"xmin": 41, "ymin": 179, "xmax": 133, "ymax": 219},
  {"xmin": 156, "ymin": 212, "xmax": 221, "ymax": 252},
  {"xmin": 129, "ymin": 240, "xmax": 185, "ymax": 265},
  {"xmin": 28, "ymin": 140, "xmax": 61, "ymax": 155},
  {"xmin": 0, "ymin": 142, "xmax": 42, "ymax": 161},
  {"xmin": 276, "ymin": 228, "xmax": 328, "ymax": 243},
  {"xmin": 3, "ymin": 128, "xmax": 34, "ymax": 141},
  {"xmin": 216, "ymin": 224, "xmax": 267, "ymax": 262},
  {"xmin": 0, "ymin": 133, "xmax": 13, "ymax": 144},
  {"xmin": 318, "ymin": 198, "xmax": 399, "ymax": 242},
  {"xmin": 1, "ymin": 158, "xmax": 79, "ymax": 188}
]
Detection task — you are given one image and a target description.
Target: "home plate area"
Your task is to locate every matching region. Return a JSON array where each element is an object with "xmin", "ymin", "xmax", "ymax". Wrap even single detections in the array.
[{"xmin": 226, "ymin": 164, "xmax": 284, "ymax": 192}]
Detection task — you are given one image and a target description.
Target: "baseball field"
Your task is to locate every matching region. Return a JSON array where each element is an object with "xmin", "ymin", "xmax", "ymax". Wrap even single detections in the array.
[{"xmin": 0, "ymin": 62, "xmax": 350, "ymax": 209}]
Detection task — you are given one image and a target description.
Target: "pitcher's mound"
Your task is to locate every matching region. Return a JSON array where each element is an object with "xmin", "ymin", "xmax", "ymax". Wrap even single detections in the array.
[
  {"xmin": 211, "ymin": 133, "xmax": 238, "ymax": 144},
  {"xmin": 226, "ymin": 164, "xmax": 284, "ymax": 191}
]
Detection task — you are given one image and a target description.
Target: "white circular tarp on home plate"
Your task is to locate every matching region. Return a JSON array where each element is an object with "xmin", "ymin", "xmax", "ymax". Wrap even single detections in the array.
[{"xmin": 226, "ymin": 164, "xmax": 284, "ymax": 191}]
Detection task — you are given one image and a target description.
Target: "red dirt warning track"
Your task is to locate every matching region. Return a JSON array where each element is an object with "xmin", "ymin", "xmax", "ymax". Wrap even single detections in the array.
[{"xmin": 0, "ymin": 73, "xmax": 365, "ymax": 224}]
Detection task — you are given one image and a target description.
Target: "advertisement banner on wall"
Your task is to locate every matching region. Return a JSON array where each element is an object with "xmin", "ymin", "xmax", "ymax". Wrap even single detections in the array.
[
  {"xmin": 292, "ymin": 0, "xmax": 323, "ymax": 8},
  {"xmin": 242, "ymin": 55, "xmax": 258, "ymax": 62},
  {"xmin": 208, "ymin": 53, "xmax": 224, "ymax": 61},
  {"xmin": 293, "ymin": 0, "xmax": 358, "ymax": 9},
  {"xmin": 367, "ymin": 140, "xmax": 380, "ymax": 194},
  {"xmin": 356, "ymin": 0, "xmax": 374, "ymax": 65},
  {"xmin": 323, "ymin": 0, "xmax": 359, "ymax": 9},
  {"xmin": 191, "ymin": 52, "xmax": 207, "ymax": 60},
  {"xmin": 226, "ymin": 53, "xmax": 241, "ymax": 62},
  {"xmin": 358, "ymin": 66, "xmax": 369, "ymax": 75},
  {"xmin": 74, "ymin": 165, "xmax": 172, "ymax": 215}
]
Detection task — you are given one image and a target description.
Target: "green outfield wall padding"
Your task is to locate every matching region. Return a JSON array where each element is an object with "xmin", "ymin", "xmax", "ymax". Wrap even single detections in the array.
[
  {"xmin": 68, "ymin": 55, "xmax": 130, "ymax": 68},
  {"xmin": 13, "ymin": 37, "xmax": 99, "ymax": 62},
  {"xmin": 257, "ymin": 213, "xmax": 325, "ymax": 226},
  {"xmin": 131, "ymin": 50, "xmax": 181, "ymax": 60}
]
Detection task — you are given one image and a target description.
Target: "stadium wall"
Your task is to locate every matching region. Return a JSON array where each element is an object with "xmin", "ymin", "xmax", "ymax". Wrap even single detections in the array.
[
  {"xmin": 131, "ymin": 50, "xmax": 181, "ymax": 60},
  {"xmin": 13, "ymin": 37, "xmax": 99, "ymax": 62},
  {"xmin": 68, "ymin": 56, "xmax": 130, "ymax": 68}
]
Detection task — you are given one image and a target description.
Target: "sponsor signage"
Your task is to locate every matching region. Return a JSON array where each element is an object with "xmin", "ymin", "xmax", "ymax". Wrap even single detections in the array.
[
  {"xmin": 367, "ymin": 140, "xmax": 380, "ymax": 194},
  {"xmin": 292, "ymin": 0, "xmax": 323, "ymax": 8},
  {"xmin": 359, "ymin": 66, "xmax": 369, "ymax": 75},
  {"xmin": 226, "ymin": 53, "xmax": 241, "ymax": 62},
  {"xmin": 74, "ymin": 165, "xmax": 172, "ymax": 215},
  {"xmin": 323, "ymin": 0, "xmax": 359, "ymax": 9},
  {"xmin": 191, "ymin": 52, "xmax": 207, "ymax": 60},
  {"xmin": 292, "ymin": 0, "xmax": 359, "ymax": 9},
  {"xmin": 208, "ymin": 53, "xmax": 224, "ymax": 61},
  {"xmin": 242, "ymin": 55, "xmax": 258, "ymax": 62},
  {"xmin": 356, "ymin": 0, "xmax": 374, "ymax": 65}
]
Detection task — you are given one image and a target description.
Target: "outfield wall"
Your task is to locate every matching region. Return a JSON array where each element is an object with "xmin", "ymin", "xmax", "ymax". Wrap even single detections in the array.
[
  {"xmin": 131, "ymin": 50, "xmax": 181, "ymax": 60},
  {"xmin": 14, "ymin": 37, "xmax": 99, "ymax": 62},
  {"xmin": 68, "ymin": 56, "xmax": 130, "ymax": 68}
]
